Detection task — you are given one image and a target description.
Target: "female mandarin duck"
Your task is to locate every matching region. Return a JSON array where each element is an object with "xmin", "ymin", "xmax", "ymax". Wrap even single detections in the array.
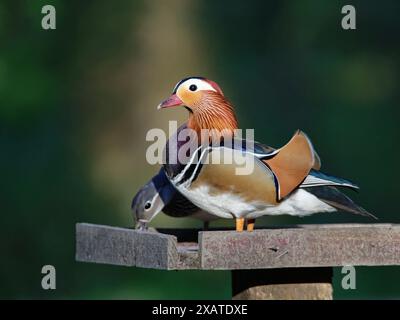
[
  {"xmin": 131, "ymin": 168, "xmax": 216, "ymax": 230},
  {"xmin": 149, "ymin": 76, "xmax": 376, "ymax": 232}
]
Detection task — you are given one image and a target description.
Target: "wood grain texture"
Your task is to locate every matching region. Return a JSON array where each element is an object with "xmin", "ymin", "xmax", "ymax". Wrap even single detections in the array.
[
  {"xmin": 200, "ymin": 224, "xmax": 400, "ymax": 269},
  {"xmin": 76, "ymin": 223, "xmax": 179, "ymax": 269},
  {"xmin": 76, "ymin": 223, "xmax": 400, "ymax": 270}
]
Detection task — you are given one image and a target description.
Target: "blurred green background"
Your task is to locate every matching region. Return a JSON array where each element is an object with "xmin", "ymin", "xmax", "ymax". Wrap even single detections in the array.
[{"xmin": 1, "ymin": 0, "xmax": 399, "ymax": 299}]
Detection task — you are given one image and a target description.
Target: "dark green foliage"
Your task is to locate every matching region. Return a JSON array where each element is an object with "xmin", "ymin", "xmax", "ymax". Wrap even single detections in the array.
[{"xmin": 1, "ymin": 0, "xmax": 399, "ymax": 299}]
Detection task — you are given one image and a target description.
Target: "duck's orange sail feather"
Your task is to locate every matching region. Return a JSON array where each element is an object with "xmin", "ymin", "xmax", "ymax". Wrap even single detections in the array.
[{"xmin": 264, "ymin": 130, "xmax": 317, "ymax": 200}]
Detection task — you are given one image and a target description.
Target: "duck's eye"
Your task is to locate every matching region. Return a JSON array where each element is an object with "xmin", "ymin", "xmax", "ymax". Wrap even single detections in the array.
[
  {"xmin": 144, "ymin": 201, "xmax": 152, "ymax": 210},
  {"xmin": 189, "ymin": 84, "xmax": 197, "ymax": 91}
]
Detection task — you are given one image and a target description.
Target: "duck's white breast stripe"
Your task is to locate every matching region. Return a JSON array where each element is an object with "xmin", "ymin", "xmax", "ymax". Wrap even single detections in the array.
[
  {"xmin": 171, "ymin": 145, "xmax": 280, "ymax": 187},
  {"xmin": 172, "ymin": 145, "xmax": 204, "ymax": 184}
]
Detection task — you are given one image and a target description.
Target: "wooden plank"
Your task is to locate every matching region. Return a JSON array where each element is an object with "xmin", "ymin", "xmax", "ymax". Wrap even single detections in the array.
[
  {"xmin": 76, "ymin": 223, "xmax": 180, "ymax": 270},
  {"xmin": 200, "ymin": 224, "xmax": 400, "ymax": 269},
  {"xmin": 76, "ymin": 223, "xmax": 400, "ymax": 270}
]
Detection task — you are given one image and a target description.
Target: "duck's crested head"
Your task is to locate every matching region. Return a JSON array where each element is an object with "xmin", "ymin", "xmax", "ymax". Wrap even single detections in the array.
[
  {"xmin": 158, "ymin": 77, "xmax": 238, "ymax": 134},
  {"xmin": 158, "ymin": 76, "xmax": 224, "ymax": 110}
]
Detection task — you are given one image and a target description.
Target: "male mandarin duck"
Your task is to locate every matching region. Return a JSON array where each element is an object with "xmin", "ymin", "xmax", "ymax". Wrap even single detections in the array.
[{"xmin": 137, "ymin": 76, "xmax": 375, "ymax": 232}]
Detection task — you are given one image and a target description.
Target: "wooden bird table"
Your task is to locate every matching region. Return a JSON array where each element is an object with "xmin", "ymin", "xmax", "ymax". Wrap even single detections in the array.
[{"xmin": 75, "ymin": 223, "xmax": 400, "ymax": 300}]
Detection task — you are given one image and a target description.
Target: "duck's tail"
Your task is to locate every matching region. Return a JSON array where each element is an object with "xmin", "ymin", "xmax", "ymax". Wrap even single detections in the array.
[{"xmin": 305, "ymin": 185, "xmax": 377, "ymax": 219}]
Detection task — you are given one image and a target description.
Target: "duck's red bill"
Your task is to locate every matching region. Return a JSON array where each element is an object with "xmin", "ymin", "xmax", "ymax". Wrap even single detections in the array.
[{"xmin": 157, "ymin": 94, "xmax": 183, "ymax": 109}]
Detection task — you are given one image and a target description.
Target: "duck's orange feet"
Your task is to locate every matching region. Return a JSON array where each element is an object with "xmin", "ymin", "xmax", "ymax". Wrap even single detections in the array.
[
  {"xmin": 236, "ymin": 218, "xmax": 245, "ymax": 232},
  {"xmin": 246, "ymin": 219, "xmax": 255, "ymax": 232}
]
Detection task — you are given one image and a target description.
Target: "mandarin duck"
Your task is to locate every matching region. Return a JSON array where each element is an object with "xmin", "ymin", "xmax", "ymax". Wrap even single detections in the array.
[
  {"xmin": 131, "ymin": 168, "xmax": 216, "ymax": 230},
  {"xmin": 154, "ymin": 77, "xmax": 375, "ymax": 232}
]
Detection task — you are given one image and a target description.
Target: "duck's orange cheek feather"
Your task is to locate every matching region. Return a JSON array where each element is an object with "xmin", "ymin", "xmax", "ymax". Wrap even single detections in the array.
[{"xmin": 178, "ymin": 89, "xmax": 202, "ymax": 106}]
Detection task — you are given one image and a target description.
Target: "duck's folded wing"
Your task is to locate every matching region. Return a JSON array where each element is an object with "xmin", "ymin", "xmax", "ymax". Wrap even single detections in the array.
[
  {"xmin": 170, "ymin": 130, "xmax": 321, "ymax": 204},
  {"xmin": 184, "ymin": 147, "xmax": 279, "ymax": 205}
]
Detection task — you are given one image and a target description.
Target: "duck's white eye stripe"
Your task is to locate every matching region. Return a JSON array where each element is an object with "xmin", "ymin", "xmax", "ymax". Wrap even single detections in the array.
[
  {"xmin": 173, "ymin": 77, "xmax": 216, "ymax": 93},
  {"xmin": 173, "ymin": 76, "xmax": 201, "ymax": 93},
  {"xmin": 181, "ymin": 79, "xmax": 216, "ymax": 93}
]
